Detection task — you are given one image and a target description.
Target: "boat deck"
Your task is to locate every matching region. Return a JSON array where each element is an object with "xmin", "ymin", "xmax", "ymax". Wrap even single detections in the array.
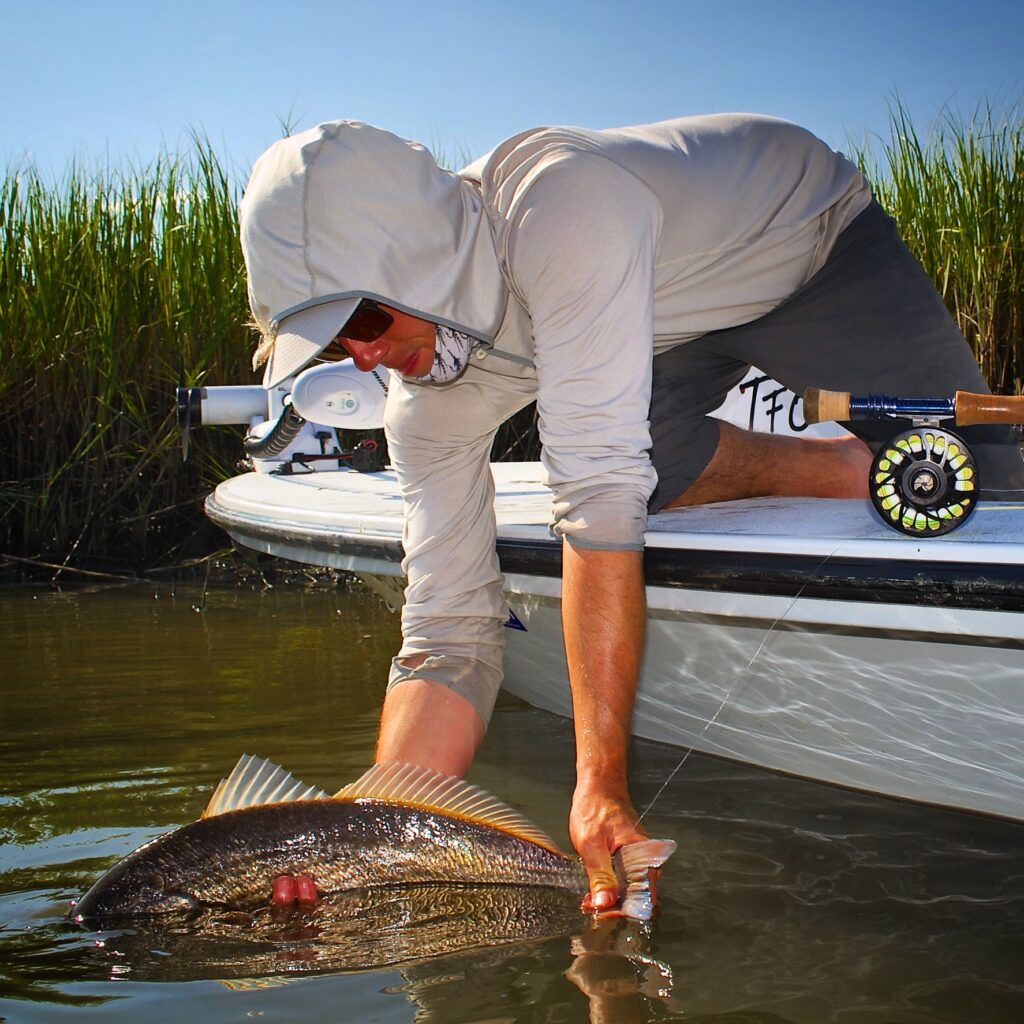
[{"xmin": 208, "ymin": 461, "xmax": 1024, "ymax": 566}]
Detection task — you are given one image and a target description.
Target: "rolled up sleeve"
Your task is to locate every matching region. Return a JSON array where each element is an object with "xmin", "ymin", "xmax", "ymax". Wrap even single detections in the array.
[
  {"xmin": 504, "ymin": 152, "xmax": 663, "ymax": 550},
  {"xmin": 383, "ymin": 370, "xmax": 532, "ymax": 724}
]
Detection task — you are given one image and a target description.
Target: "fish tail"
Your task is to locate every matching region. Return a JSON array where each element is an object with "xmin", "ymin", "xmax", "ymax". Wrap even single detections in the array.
[
  {"xmin": 611, "ymin": 838, "xmax": 677, "ymax": 921},
  {"xmin": 615, "ymin": 839, "xmax": 676, "ymax": 883}
]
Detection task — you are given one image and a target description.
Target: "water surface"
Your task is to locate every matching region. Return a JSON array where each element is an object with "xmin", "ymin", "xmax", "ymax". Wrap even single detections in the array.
[{"xmin": 1, "ymin": 581, "xmax": 1022, "ymax": 1023}]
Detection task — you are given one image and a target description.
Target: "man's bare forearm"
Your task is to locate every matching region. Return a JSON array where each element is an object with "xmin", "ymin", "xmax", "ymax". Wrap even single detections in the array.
[
  {"xmin": 561, "ymin": 541, "xmax": 649, "ymax": 908},
  {"xmin": 561, "ymin": 543, "xmax": 645, "ymax": 787}
]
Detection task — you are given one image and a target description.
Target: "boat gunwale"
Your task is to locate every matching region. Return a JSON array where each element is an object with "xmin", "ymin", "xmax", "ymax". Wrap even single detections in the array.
[{"xmin": 206, "ymin": 493, "xmax": 1024, "ymax": 614}]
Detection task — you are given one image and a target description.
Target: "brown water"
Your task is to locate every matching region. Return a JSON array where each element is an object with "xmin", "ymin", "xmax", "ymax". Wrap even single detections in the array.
[{"xmin": 1, "ymin": 581, "xmax": 1022, "ymax": 1023}]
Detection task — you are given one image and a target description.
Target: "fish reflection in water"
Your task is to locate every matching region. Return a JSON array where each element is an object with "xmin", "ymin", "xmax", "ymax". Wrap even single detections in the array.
[
  {"xmin": 84, "ymin": 885, "xmax": 681, "ymax": 1022},
  {"xmin": 86, "ymin": 883, "xmax": 583, "ymax": 979}
]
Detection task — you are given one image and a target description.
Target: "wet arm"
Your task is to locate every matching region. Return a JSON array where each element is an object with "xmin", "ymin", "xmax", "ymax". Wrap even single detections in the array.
[
  {"xmin": 375, "ymin": 675, "xmax": 484, "ymax": 777},
  {"xmin": 562, "ymin": 542, "xmax": 649, "ymax": 910}
]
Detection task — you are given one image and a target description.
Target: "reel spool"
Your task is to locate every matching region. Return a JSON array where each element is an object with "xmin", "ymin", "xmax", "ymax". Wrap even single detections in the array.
[{"xmin": 869, "ymin": 427, "xmax": 979, "ymax": 536}]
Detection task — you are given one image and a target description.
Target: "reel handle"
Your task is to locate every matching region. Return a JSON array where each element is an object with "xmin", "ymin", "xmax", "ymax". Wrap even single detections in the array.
[{"xmin": 803, "ymin": 388, "xmax": 1024, "ymax": 426}]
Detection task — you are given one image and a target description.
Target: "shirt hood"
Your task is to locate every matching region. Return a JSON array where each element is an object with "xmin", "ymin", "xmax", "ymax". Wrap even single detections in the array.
[{"xmin": 239, "ymin": 120, "xmax": 507, "ymax": 381}]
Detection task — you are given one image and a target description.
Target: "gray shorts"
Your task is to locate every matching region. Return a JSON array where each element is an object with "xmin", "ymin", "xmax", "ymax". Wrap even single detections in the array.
[{"xmin": 648, "ymin": 200, "xmax": 1024, "ymax": 508}]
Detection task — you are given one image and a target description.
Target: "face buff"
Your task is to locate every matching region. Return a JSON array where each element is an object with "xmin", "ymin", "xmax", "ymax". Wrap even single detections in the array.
[{"xmin": 406, "ymin": 324, "xmax": 480, "ymax": 384}]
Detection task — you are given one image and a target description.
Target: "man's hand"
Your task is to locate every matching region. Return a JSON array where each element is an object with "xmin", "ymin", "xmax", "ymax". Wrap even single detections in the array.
[{"xmin": 570, "ymin": 782, "xmax": 649, "ymax": 912}]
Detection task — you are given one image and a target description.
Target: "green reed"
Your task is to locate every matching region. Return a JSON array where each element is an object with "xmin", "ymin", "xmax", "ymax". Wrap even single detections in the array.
[
  {"xmin": 0, "ymin": 142, "xmax": 255, "ymax": 570},
  {"xmin": 1, "ymin": 101, "xmax": 1021, "ymax": 569},
  {"xmin": 854, "ymin": 99, "xmax": 1024, "ymax": 393}
]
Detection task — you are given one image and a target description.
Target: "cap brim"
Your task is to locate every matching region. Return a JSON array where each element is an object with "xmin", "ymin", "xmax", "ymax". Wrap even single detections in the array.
[{"xmin": 262, "ymin": 297, "xmax": 361, "ymax": 388}]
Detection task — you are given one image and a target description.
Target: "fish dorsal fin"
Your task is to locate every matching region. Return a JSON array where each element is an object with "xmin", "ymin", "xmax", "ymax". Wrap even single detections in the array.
[
  {"xmin": 334, "ymin": 762, "xmax": 567, "ymax": 856},
  {"xmin": 202, "ymin": 754, "xmax": 329, "ymax": 819}
]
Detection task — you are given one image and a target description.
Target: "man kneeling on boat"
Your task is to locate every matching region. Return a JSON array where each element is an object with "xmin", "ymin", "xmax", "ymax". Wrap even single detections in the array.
[{"xmin": 238, "ymin": 115, "xmax": 1024, "ymax": 913}]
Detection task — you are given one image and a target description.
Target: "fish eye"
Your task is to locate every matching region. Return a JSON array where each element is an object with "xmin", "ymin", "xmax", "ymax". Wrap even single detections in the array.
[{"xmin": 157, "ymin": 892, "xmax": 200, "ymax": 913}]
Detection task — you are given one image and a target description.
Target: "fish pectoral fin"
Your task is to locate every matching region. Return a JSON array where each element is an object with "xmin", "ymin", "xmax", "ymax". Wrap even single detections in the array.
[
  {"xmin": 201, "ymin": 754, "xmax": 329, "ymax": 819},
  {"xmin": 333, "ymin": 761, "xmax": 568, "ymax": 856}
]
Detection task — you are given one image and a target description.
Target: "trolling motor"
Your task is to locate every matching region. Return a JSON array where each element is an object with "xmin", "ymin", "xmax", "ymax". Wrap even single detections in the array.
[
  {"xmin": 804, "ymin": 388, "xmax": 1024, "ymax": 536},
  {"xmin": 175, "ymin": 362, "xmax": 389, "ymax": 474}
]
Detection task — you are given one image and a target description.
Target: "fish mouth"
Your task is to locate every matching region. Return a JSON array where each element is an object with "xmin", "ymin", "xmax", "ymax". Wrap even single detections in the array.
[{"xmin": 70, "ymin": 889, "xmax": 203, "ymax": 923}]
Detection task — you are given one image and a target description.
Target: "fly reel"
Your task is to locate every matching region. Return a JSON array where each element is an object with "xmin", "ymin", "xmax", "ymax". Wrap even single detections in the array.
[
  {"xmin": 868, "ymin": 427, "xmax": 978, "ymax": 536},
  {"xmin": 803, "ymin": 386, "xmax": 1024, "ymax": 539}
]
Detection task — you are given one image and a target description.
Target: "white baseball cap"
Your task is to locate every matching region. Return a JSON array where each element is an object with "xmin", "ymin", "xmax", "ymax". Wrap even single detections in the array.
[{"xmin": 258, "ymin": 297, "xmax": 359, "ymax": 388}]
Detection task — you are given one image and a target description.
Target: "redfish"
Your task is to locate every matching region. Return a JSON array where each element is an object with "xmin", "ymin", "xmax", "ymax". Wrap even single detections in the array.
[{"xmin": 70, "ymin": 755, "xmax": 674, "ymax": 920}]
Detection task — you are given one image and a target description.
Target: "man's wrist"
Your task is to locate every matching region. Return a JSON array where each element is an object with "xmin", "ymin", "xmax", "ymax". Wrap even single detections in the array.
[{"xmin": 574, "ymin": 767, "xmax": 631, "ymax": 799}]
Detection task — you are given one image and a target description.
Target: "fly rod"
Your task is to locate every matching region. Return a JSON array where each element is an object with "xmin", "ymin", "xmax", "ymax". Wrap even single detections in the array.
[{"xmin": 803, "ymin": 388, "xmax": 1024, "ymax": 428}]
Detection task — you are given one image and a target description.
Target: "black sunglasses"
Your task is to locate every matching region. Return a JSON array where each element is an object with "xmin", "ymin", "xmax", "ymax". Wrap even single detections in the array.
[{"xmin": 320, "ymin": 299, "xmax": 394, "ymax": 360}]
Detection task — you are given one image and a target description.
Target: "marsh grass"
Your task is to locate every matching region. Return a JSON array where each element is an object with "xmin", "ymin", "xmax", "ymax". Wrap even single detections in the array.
[
  {"xmin": 1, "ymin": 102, "xmax": 1022, "ymax": 568},
  {"xmin": 854, "ymin": 99, "xmax": 1024, "ymax": 393},
  {"xmin": 0, "ymin": 142, "xmax": 254, "ymax": 570}
]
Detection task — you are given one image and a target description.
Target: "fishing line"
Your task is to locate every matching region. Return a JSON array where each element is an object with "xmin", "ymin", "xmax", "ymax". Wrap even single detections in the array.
[{"xmin": 634, "ymin": 532, "xmax": 869, "ymax": 826}]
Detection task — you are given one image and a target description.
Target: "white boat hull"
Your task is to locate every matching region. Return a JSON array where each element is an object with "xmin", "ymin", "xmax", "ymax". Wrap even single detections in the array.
[
  {"xmin": 502, "ymin": 587, "xmax": 1024, "ymax": 821},
  {"xmin": 206, "ymin": 463, "xmax": 1024, "ymax": 822}
]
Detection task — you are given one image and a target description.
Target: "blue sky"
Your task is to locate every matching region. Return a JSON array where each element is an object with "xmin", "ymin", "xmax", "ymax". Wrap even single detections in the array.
[{"xmin": 3, "ymin": 0, "xmax": 1022, "ymax": 179}]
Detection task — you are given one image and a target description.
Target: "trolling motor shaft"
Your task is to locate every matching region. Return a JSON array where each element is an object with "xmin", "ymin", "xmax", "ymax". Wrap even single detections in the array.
[
  {"xmin": 176, "ymin": 385, "xmax": 269, "ymax": 461},
  {"xmin": 803, "ymin": 388, "xmax": 1024, "ymax": 537}
]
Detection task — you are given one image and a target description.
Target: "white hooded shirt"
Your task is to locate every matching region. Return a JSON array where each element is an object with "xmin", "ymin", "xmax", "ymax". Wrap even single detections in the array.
[{"xmin": 240, "ymin": 114, "xmax": 871, "ymax": 723}]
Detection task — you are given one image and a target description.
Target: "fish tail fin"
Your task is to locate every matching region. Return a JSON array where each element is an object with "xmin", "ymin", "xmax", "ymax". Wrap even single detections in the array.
[
  {"xmin": 614, "ymin": 839, "xmax": 677, "ymax": 883},
  {"xmin": 611, "ymin": 838, "xmax": 677, "ymax": 921}
]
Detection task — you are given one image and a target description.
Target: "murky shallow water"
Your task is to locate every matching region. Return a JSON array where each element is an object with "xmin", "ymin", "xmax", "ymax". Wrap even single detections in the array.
[{"xmin": 1, "ymin": 581, "xmax": 1022, "ymax": 1023}]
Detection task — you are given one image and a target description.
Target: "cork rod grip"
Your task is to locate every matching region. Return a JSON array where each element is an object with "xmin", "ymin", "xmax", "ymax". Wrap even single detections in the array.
[
  {"xmin": 954, "ymin": 391, "xmax": 1024, "ymax": 426},
  {"xmin": 802, "ymin": 388, "xmax": 851, "ymax": 424}
]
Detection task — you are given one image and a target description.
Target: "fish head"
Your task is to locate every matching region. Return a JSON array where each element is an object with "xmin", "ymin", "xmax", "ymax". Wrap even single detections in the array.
[{"xmin": 70, "ymin": 853, "xmax": 203, "ymax": 921}]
